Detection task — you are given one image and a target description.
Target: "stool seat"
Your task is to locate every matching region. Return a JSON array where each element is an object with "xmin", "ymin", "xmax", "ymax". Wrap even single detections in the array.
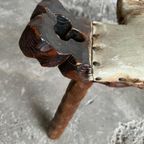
[{"xmin": 90, "ymin": 19, "xmax": 144, "ymax": 88}]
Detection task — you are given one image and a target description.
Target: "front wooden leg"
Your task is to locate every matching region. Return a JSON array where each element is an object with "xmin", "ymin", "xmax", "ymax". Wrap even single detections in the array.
[{"xmin": 47, "ymin": 80, "xmax": 92, "ymax": 139}]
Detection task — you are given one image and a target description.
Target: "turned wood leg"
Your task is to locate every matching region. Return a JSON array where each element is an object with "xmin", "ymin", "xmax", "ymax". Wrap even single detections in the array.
[{"xmin": 47, "ymin": 80, "xmax": 92, "ymax": 139}]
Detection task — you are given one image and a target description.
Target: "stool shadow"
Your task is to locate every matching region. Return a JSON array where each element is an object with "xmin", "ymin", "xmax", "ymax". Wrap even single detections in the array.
[
  {"xmin": 11, "ymin": 72, "xmax": 53, "ymax": 134},
  {"xmin": 30, "ymin": 100, "xmax": 52, "ymax": 133}
]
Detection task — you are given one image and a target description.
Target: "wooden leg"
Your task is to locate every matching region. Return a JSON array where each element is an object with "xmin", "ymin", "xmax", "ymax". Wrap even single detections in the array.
[
  {"xmin": 47, "ymin": 80, "xmax": 92, "ymax": 139},
  {"xmin": 117, "ymin": 0, "xmax": 144, "ymax": 24}
]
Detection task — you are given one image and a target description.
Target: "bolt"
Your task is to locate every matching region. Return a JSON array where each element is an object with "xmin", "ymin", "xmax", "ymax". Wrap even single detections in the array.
[{"xmin": 54, "ymin": 15, "xmax": 85, "ymax": 42}]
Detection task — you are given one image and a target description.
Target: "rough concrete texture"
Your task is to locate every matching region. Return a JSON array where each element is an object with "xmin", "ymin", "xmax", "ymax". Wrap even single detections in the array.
[
  {"xmin": 61, "ymin": 0, "xmax": 117, "ymax": 21},
  {"xmin": 110, "ymin": 120, "xmax": 144, "ymax": 144},
  {"xmin": 0, "ymin": 0, "xmax": 144, "ymax": 144}
]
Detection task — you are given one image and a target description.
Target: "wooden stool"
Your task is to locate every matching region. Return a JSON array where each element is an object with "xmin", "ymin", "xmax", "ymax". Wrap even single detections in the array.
[{"xmin": 19, "ymin": 0, "xmax": 144, "ymax": 139}]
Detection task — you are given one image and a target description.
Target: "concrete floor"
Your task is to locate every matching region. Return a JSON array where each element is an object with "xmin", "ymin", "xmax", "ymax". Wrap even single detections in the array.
[{"xmin": 0, "ymin": 0, "xmax": 144, "ymax": 144}]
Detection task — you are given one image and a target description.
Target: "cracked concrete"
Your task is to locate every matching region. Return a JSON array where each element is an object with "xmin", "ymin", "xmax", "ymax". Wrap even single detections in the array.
[{"xmin": 0, "ymin": 0, "xmax": 144, "ymax": 144}]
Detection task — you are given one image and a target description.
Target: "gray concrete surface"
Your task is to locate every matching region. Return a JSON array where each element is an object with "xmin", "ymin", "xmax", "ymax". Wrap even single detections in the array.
[
  {"xmin": 110, "ymin": 120, "xmax": 144, "ymax": 144},
  {"xmin": 0, "ymin": 0, "xmax": 144, "ymax": 144}
]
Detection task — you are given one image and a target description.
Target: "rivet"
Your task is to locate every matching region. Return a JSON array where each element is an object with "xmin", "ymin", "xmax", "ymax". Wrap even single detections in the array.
[
  {"xmin": 93, "ymin": 61, "xmax": 100, "ymax": 66},
  {"xmin": 92, "ymin": 46, "xmax": 101, "ymax": 51},
  {"xmin": 119, "ymin": 78, "xmax": 127, "ymax": 81},
  {"xmin": 95, "ymin": 77, "xmax": 102, "ymax": 81},
  {"xmin": 93, "ymin": 34, "xmax": 100, "ymax": 38}
]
